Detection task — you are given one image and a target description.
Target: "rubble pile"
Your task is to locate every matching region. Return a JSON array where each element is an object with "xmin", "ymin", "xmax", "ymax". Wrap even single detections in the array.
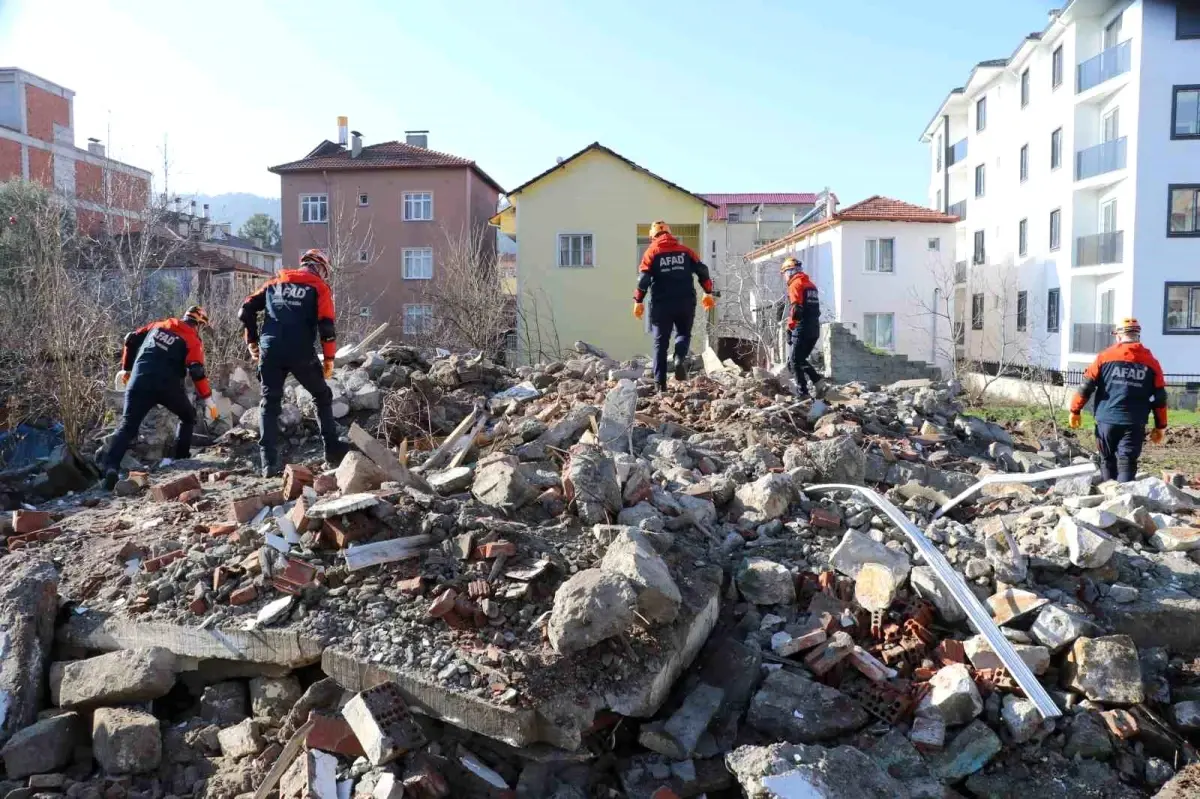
[{"xmin": 1, "ymin": 344, "xmax": 1200, "ymax": 797}]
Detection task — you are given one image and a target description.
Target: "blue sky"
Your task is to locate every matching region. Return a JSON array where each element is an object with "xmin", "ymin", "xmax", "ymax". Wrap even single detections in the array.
[{"xmin": 0, "ymin": 0, "xmax": 1058, "ymax": 204}]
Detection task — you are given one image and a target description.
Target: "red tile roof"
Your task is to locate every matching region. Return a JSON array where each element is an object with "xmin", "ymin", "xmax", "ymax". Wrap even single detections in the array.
[
  {"xmin": 704, "ymin": 193, "xmax": 821, "ymax": 221},
  {"xmin": 745, "ymin": 196, "xmax": 960, "ymax": 260},
  {"xmin": 269, "ymin": 140, "xmax": 503, "ymax": 192}
]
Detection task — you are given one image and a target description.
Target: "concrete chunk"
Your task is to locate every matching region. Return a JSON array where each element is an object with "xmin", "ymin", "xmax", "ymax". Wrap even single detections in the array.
[
  {"xmin": 1062, "ymin": 635, "xmax": 1144, "ymax": 705},
  {"xmin": 746, "ymin": 669, "xmax": 868, "ymax": 743},
  {"xmin": 985, "ymin": 587, "xmax": 1047, "ymax": 626},
  {"xmin": 305, "ymin": 493, "xmax": 380, "ymax": 519},
  {"xmin": 735, "ymin": 557, "xmax": 795, "ymax": 606},
  {"xmin": 92, "ymin": 707, "xmax": 161, "ymax": 775},
  {"xmin": 599, "ymin": 530, "xmax": 681, "ymax": 625},
  {"xmin": 854, "ymin": 562, "xmax": 899, "ymax": 612},
  {"xmin": 58, "ymin": 647, "xmax": 177, "ymax": 709},
  {"xmin": 928, "ymin": 720, "xmax": 1001, "ymax": 782},
  {"xmin": 1150, "ymin": 527, "xmax": 1200, "ymax": 552},
  {"xmin": 828, "ymin": 530, "xmax": 910, "ymax": 583},
  {"xmin": 639, "ymin": 682, "xmax": 724, "ymax": 759},
  {"xmin": 341, "ymin": 681, "xmax": 427, "ymax": 766},
  {"xmin": 963, "ymin": 635, "xmax": 1050, "ymax": 675},
  {"xmin": 1054, "ymin": 515, "xmax": 1116, "ymax": 569},
  {"xmin": 926, "ymin": 663, "xmax": 983, "ymax": 726},
  {"xmin": 0, "ymin": 559, "xmax": 58, "ymax": 749},
  {"xmin": 217, "ymin": 718, "xmax": 263, "ymax": 760},
  {"xmin": 335, "ymin": 451, "xmax": 385, "ymax": 493},
  {"xmin": 735, "ymin": 473, "xmax": 794, "ymax": 523},
  {"xmin": 0, "ymin": 712, "xmax": 79, "ymax": 778},
  {"xmin": 281, "ymin": 749, "xmax": 338, "ymax": 799},
  {"xmin": 249, "ymin": 675, "xmax": 303, "ymax": 720},
  {"xmin": 1001, "ymin": 695, "xmax": 1041, "ymax": 744},
  {"xmin": 471, "ymin": 456, "xmax": 534, "ymax": 512},
  {"xmin": 910, "ymin": 565, "xmax": 966, "ymax": 624},
  {"xmin": 547, "ymin": 568, "xmax": 637, "ymax": 654},
  {"xmin": 1030, "ymin": 604, "xmax": 1099, "ymax": 652}
]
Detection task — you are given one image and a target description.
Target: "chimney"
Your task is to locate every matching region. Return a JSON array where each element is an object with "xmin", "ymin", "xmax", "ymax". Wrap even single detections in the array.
[
  {"xmin": 824, "ymin": 189, "xmax": 835, "ymax": 219},
  {"xmin": 351, "ymin": 130, "xmax": 363, "ymax": 158},
  {"xmin": 189, "ymin": 199, "xmax": 197, "ymax": 217},
  {"xmin": 86, "ymin": 137, "xmax": 105, "ymax": 157},
  {"xmin": 337, "ymin": 116, "xmax": 349, "ymax": 146},
  {"xmin": 1048, "ymin": 8, "xmax": 1060, "ymax": 23},
  {"xmin": 202, "ymin": 203, "xmax": 210, "ymax": 220},
  {"xmin": 405, "ymin": 130, "xmax": 429, "ymax": 149},
  {"xmin": 172, "ymin": 196, "xmax": 181, "ymax": 213}
]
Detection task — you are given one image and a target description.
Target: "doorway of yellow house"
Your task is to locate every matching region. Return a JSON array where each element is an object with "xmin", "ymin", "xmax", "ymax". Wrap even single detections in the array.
[{"xmin": 635, "ymin": 223, "xmax": 704, "ymax": 337}]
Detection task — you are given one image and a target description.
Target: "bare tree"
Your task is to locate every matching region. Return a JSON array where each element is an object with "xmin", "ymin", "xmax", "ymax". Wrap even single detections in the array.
[{"xmin": 413, "ymin": 224, "xmax": 513, "ymax": 355}]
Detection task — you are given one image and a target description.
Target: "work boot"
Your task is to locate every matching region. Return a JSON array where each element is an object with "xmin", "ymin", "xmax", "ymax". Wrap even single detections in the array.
[
  {"xmin": 656, "ymin": 381, "xmax": 668, "ymax": 394},
  {"xmin": 103, "ymin": 469, "xmax": 119, "ymax": 492},
  {"xmin": 324, "ymin": 440, "xmax": 350, "ymax": 469},
  {"xmin": 673, "ymin": 355, "xmax": 688, "ymax": 382},
  {"xmin": 260, "ymin": 449, "xmax": 282, "ymax": 479}
]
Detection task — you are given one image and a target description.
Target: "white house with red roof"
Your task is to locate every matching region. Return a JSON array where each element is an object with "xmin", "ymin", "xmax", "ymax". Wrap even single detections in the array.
[{"xmin": 745, "ymin": 196, "xmax": 961, "ymax": 373}]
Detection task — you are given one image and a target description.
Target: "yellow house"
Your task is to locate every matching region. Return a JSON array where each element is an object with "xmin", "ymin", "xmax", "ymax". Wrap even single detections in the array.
[{"xmin": 492, "ymin": 143, "xmax": 716, "ymax": 363}]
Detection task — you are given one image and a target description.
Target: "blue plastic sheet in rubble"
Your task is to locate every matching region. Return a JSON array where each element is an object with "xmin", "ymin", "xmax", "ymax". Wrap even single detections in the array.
[{"xmin": 0, "ymin": 423, "xmax": 65, "ymax": 469}]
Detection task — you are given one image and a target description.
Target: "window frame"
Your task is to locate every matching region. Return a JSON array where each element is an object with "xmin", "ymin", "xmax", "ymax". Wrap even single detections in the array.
[
  {"xmin": 1047, "ymin": 288, "xmax": 1061, "ymax": 333},
  {"xmin": 976, "ymin": 96, "xmax": 987, "ymax": 132},
  {"xmin": 974, "ymin": 163, "xmax": 986, "ymax": 198},
  {"xmin": 1021, "ymin": 68, "xmax": 1030, "ymax": 108},
  {"xmin": 1052, "ymin": 45, "xmax": 1064, "ymax": 89},
  {"xmin": 1019, "ymin": 218, "xmax": 1028, "ymax": 257},
  {"xmin": 1178, "ymin": 3, "xmax": 1200, "ymax": 40},
  {"xmin": 402, "ymin": 247, "xmax": 434, "ymax": 280},
  {"xmin": 972, "ymin": 293, "xmax": 985, "ymax": 330},
  {"xmin": 1019, "ymin": 144, "xmax": 1029, "ymax": 182},
  {"xmin": 402, "ymin": 191, "xmax": 434, "ymax": 222},
  {"xmin": 358, "ymin": 192, "xmax": 369, "ymax": 207},
  {"xmin": 1016, "ymin": 290, "xmax": 1028, "ymax": 332},
  {"xmin": 356, "ymin": 249, "xmax": 369, "ymax": 263},
  {"xmin": 557, "ymin": 233, "xmax": 595, "ymax": 267},
  {"xmin": 402, "ymin": 303, "xmax": 434, "ymax": 335},
  {"xmin": 1049, "ymin": 208, "xmax": 1062, "ymax": 251},
  {"xmin": 299, "ymin": 193, "xmax": 328, "ymax": 224},
  {"xmin": 1050, "ymin": 128, "xmax": 1063, "ymax": 171},
  {"xmin": 973, "ymin": 230, "xmax": 986, "ymax": 265},
  {"xmin": 1163, "ymin": 282, "xmax": 1200, "ymax": 335},
  {"xmin": 1171, "ymin": 85, "xmax": 1200, "ymax": 140},
  {"xmin": 864, "ymin": 237, "xmax": 896, "ymax": 274},
  {"xmin": 1168, "ymin": 184, "xmax": 1200, "ymax": 237},
  {"xmin": 927, "ymin": 237, "xmax": 941, "ymax": 252},
  {"xmin": 862, "ymin": 312, "xmax": 896, "ymax": 351}
]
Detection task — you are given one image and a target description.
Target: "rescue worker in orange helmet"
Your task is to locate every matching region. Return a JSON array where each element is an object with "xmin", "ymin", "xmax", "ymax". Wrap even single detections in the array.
[
  {"xmin": 632, "ymin": 221, "xmax": 716, "ymax": 391},
  {"xmin": 781, "ymin": 257, "xmax": 823, "ymax": 397},
  {"xmin": 1069, "ymin": 318, "xmax": 1167, "ymax": 483},
  {"xmin": 240, "ymin": 249, "xmax": 348, "ymax": 477},
  {"xmin": 103, "ymin": 305, "xmax": 219, "ymax": 490}
]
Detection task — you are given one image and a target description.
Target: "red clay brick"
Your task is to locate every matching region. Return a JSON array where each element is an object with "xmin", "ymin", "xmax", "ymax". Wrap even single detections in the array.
[
  {"xmin": 397, "ymin": 576, "xmax": 424, "ymax": 596},
  {"xmin": 143, "ymin": 550, "xmax": 185, "ymax": 573},
  {"xmin": 230, "ymin": 496, "xmax": 264, "ymax": 524},
  {"xmin": 288, "ymin": 496, "xmax": 313, "ymax": 533},
  {"xmin": 305, "ymin": 712, "xmax": 364, "ymax": 758},
  {"xmin": 229, "ymin": 585, "xmax": 258, "ymax": 605},
  {"xmin": 427, "ymin": 589, "xmax": 458, "ymax": 619},
  {"xmin": 473, "ymin": 541, "xmax": 517, "ymax": 559},
  {"xmin": 151, "ymin": 472, "xmax": 202, "ymax": 502},
  {"xmin": 188, "ymin": 597, "xmax": 209, "ymax": 615},
  {"xmin": 321, "ymin": 515, "xmax": 377, "ymax": 549},
  {"xmin": 282, "ymin": 464, "xmax": 314, "ymax": 500},
  {"xmin": 809, "ymin": 507, "xmax": 842, "ymax": 529},
  {"xmin": 12, "ymin": 510, "xmax": 52, "ymax": 534},
  {"xmin": 209, "ymin": 523, "xmax": 238, "ymax": 536},
  {"xmin": 313, "ymin": 474, "xmax": 338, "ymax": 495},
  {"xmin": 651, "ymin": 789, "xmax": 682, "ymax": 799}
]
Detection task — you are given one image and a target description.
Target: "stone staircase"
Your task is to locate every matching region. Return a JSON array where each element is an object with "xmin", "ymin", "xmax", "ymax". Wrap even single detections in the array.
[{"xmin": 821, "ymin": 323, "xmax": 941, "ymax": 386}]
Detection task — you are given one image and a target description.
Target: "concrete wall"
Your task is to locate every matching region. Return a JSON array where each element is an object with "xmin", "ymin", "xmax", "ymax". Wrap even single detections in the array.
[{"xmin": 823, "ymin": 322, "xmax": 941, "ymax": 385}]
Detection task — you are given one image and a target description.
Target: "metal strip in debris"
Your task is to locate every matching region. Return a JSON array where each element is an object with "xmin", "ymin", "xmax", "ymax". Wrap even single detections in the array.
[
  {"xmin": 931, "ymin": 462, "xmax": 1097, "ymax": 520},
  {"xmin": 806, "ymin": 482, "xmax": 1063, "ymax": 719}
]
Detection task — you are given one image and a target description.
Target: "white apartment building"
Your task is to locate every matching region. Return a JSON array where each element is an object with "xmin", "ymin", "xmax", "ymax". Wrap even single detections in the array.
[{"xmin": 920, "ymin": 0, "xmax": 1200, "ymax": 374}]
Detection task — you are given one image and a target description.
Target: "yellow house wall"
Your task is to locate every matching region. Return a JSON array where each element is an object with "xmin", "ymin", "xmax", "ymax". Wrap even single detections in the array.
[{"xmin": 514, "ymin": 149, "xmax": 710, "ymax": 362}]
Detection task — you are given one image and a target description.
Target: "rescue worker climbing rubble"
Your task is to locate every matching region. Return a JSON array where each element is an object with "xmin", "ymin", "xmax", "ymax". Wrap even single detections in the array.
[
  {"xmin": 632, "ymin": 220, "xmax": 716, "ymax": 392},
  {"xmin": 1069, "ymin": 317, "xmax": 1167, "ymax": 483},
  {"xmin": 239, "ymin": 248, "xmax": 348, "ymax": 477},
  {"xmin": 103, "ymin": 305, "xmax": 218, "ymax": 490},
  {"xmin": 782, "ymin": 257, "xmax": 824, "ymax": 398}
]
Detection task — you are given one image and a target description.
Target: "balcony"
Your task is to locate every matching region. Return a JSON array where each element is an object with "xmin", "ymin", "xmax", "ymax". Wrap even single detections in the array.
[
  {"xmin": 1076, "ymin": 40, "xmax": 1131, "ymax": 94},
  {"xmin": 1071, "ymin": 322, "xmax": 1112, "ymax": 354},
  {"xmin": 1075, "ymin": 231, "xmax": 1124, "ymax": 267},
  {"xmin": 954, "ymin": 261, "xmax": 967, "ymax": 284},
  {"xmin": 947, "ymin": 200, "xmax": 967, "ymax": 222},
  {"xmin": 947, "ymin": 138, "xmax": 968, "ymax": 167},
  {"xmin": 1075, "ymin": 137, "xmax": 1126, "ymax": 181}
]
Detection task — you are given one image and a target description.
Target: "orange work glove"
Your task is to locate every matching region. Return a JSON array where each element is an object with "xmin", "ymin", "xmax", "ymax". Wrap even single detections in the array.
[
  {"xmin": 204, "ymin": 397, "xmax": 220, "ymax": 422},
  {"xmin": 701, "ymin": 294, "xmax": 716, "ymax": 311},
  {"xmin": 633, "ymin": 302, "xmax": 644, "ymax": 320},
  {"xmin": 247, "ymin": 342, "xmax": 260, "ymax": 363},
  {"xmin": 1150, "ymin": 428, "xmax": 1165, "ymax": 445},
  {"xmin": 1068, "ymin": 412, "xmax": 1081, "ymax": 429},
  {"xmin": 323, "ymin": 358, "xmax": 335, "ymax": 380},
  {"xmin": 115, "ymin": 370, "xmax": 130, "ymax": 387}
]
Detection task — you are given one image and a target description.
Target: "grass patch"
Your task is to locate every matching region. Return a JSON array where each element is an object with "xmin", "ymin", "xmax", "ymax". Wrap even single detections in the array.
[{"xmin": 964, "ymin": 403, "xmax": 1200, "ymax": 429}]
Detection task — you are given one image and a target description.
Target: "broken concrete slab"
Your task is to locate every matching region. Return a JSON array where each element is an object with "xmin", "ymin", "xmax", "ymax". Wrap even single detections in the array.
[
  {"xmin": 0, "ymin": 559, "xmax": 58, "ymax": 749},
  {"xmin": 58, "ymin": 646, "xmax": 178, "ymax": 709},
  {"xmin": 92, "ymin": 707, "xmax": 161, "ymax": 775},
  {"xmin": 828, "ymin": 529, "xmax": 911, "ymax": 583},
  {"xmin": 1100, "ymin": 591, "xmax": 1200, "ymax": 656},
  {"xmin": 599, "ymin": 530, "xmax": 681, "ymax": 625},
  {"xmin": 725, "ymin": 741, "xmax": 906, "ymax": 799},
  {"xmin": 0, "ymin": 712, "xmax": 79, "ymax": 779},
  {"xmin": 597, "ymin": 379, "xmax": 637, "ymax": 454},
  {"xmin": 638, "ymin": 682, "xmax": 723, "ymax": 760},
  {"xmin": 547, "ymin": 569, "xmax": 637, "ymax": 654},
  {"xmin": 1062, "ymin": 635, "xmax": 1144, "ymax": 705},
  {"xmin": 305, "ymin": 493, "xmax": 380, "ymax": 519},
  {"xmin": 563, "ymin": 444, "xmax": 622, "ymax": 526},
  {"xmin": 1121, "ymin": 476, "xmax": 1195, "ymax": 513},
  {"xmin": 746, "ymin": 669, "xmax": 869, "ymax": 743}
]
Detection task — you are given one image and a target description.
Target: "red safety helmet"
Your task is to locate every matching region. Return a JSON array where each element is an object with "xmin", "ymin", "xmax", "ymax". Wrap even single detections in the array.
[{"xmin": 300, "ymin": 249, "xmax": 331, "ymax": 281}]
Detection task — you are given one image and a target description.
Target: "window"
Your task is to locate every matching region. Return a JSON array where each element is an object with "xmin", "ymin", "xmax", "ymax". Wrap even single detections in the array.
[
  {"xmin": 1169, "ymin": 185, "xmax": 1200, "ymax": 236},
  {"xmin": 973, "ymin": 230, "xmax": 985, "ymax": 265},
  {"xmin": 863, "ymin": 313, "xmax": 895, "ymax": 350},
  {"xmin": 1049, "ymin": 208, "xmax": 1061, "ymax": 250},
  {"xmin": 728, "ymin": 210, "xmax": 741, "ymax": 223},
  {"xmin": 1103, "ymin": 108, "xmax": 1120, "ymax": 142},
  {"xmin": 402, "ymin": 247, "xmax": 434, "ymax": 280},
  {"xmin": 1047, "ymin": 288, "xmax": 1060, "ymax": 332},
  {"xmin": 1019, "ymin": 218, "xmax": 1028, "ymax": 256},
  {"xmin": 1017, "ymin": 291, "xmax": 1028, "ymax": 332},
  {"xmin": 402, "ymin": 304, "xmax": 434, "ymax": 335},
  {"xmin": 557, "ymin": 233, "xmax": 594, "ymax": 267},
  {"xmin": 1050, "ymin": 128, "xmax": 1062, "ymax": 170},
  {"xmin": 403, "ymin": 192, "xmax": 433, "ymax": 221},
  {"xmin": 357, "ymin": 250, "xmax": 369, "ymax": 263},
  {"xmin": 1173, "ymin": 86, "xmax": 1200, "ymax": 139},
  {"xmin": 1165, "ymin": 283, "xmax": 1200, "ymax": 333},
  {"xmin": 711, "ymin": 239, "xmax": 716, "ymax": 257},
  {"xmin": 935, "ymin": 189, "xmax": 942, "ymax": 211},
  {"xmin": 976, "ymin": 96, "xmax": 987, "ymax": 131},
  {"xmin": 936, "ymin": 135, "xmax": 943, "ymax": 171},
  {"xmin": 1019, "ymin": 144, "xmax": 1029, "ymax": 182},
  {"xmin": 974, "ymin": 164, "xmax": 986, "ymax": 197},
  {"xmin": 1052, "ymin": 46, "xmax": 1063, "ymax": 88},
  {"xmin": 300, "ymin": 194, "xmax": 328, "ymax": 224},
  {"xmin": 865, "ymin": 238, "xmax": 895, "ymax": 273},
  {"xmin": 928, "ymin": 237, "xmax": 941, "ymax": 251},
  {"xmin": 972, "ymin": 293, "xmax": 985, "ymax": 330},
  {"xmin": 358, "ymin": 193, "xmax": 369, "ymax": 207},
  {"xmin": 1021, "ymin": 69, "xmax": 1030, "ymax": 107},
  {"xmin": 1179, "ymin": 2, "xmax": 1200, "ymax": 39},
  {"xmin": 358, "ymin": 307, "xmax": 372, "ymax": 318}
]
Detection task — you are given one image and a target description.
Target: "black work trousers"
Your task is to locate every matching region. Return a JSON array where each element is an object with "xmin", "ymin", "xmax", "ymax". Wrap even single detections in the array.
[
  {"xmin": 650, "ymin": 306, "xmax": 694, "ymax": 387},
  {"xmin": 1095, "ymin": 423, "xmax": 1144, "ymax": 483},
  {"xmin": 104, "ymin": 382, "xmax": 196, "ymax": 471},
  {"xmin": 259, "ymin": 346, "xmax": 338, "ymax": 460},
  {"xmin": 789, "ymin": 330, "xmax": 823, "ymax": 393}
]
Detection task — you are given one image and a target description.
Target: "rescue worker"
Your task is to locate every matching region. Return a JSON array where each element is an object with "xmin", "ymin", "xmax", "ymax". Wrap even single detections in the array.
[
  {"xmin": 240, "ymin": 249, "xmax": 348, "ymax": 477},
  {"xmin": 632, "ymin": 221, "xmax": 716, "ymax": 391},
  {"xmin": 782, "ymin": 257, "xmax": 823, "ymax": 397},
  {"xmin": 103, "ymin": 306, "xmax": 219, "ymax": 490},
  {"xmin": 1069, "ymin": 318, "xmax": 1167, "ymax": 483}
]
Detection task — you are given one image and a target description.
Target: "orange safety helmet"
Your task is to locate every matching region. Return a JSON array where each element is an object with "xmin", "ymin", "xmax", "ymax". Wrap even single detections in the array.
[
  {"xmin": 780, "ymin": 256, "xmax": 802, "ymax": 274},
  {"xmin": 300, "ymin": 248, "xmax": 331, "ymax": 281},
  {"xmin": 649, "ymin": 220, "xmax": 671, "ymax": 238},
  {"xmin": 1114, "ymin": 317, "xmax": 1141, "ymax": 337},
  {"xmin": 183, "ymin": 305, "xmax": 209, "ymax": 327}
]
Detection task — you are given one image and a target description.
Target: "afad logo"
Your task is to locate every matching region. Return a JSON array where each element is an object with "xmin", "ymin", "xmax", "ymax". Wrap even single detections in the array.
[{"xmin": 1111, "ymin": 364, "xmax": 1147, "ymax": 381}]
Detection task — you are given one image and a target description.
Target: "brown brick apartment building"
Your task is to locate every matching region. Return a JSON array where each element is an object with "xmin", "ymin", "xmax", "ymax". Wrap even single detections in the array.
[
  {"xmin": 0, "ymin": 68, "xmax": 150, "ymax": 232},
  {"xmin": 270, "ymin": 123, "xmax": 502, "ymax": 335}
]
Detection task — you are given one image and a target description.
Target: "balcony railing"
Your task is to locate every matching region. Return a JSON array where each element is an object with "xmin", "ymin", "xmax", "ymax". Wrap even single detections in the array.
[
  {"xmin": 1071, "ymin": 323, "xmax": 1113, "ymax": 354},
  {"xmin": 1075, "ymin": 231, "xmax": 1124, "ymax": 267},
  {"xmin": 947, "ymin": 138, "xmax": 968, "ymax": 167},
  {"xmin": 947, "ymin": 200, "xmax": 967, "ymax": 221},
  {"xmin": 1076, "ymin": 137, "xmax": 1127, "ymax": 180},
  {"xmin": 954, "ymin": 261, "xmax": 967, "ymax": 284},
  {"xmin": 1076, "ymin": 40, "xmax": 1132, "ymax": 94}
]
